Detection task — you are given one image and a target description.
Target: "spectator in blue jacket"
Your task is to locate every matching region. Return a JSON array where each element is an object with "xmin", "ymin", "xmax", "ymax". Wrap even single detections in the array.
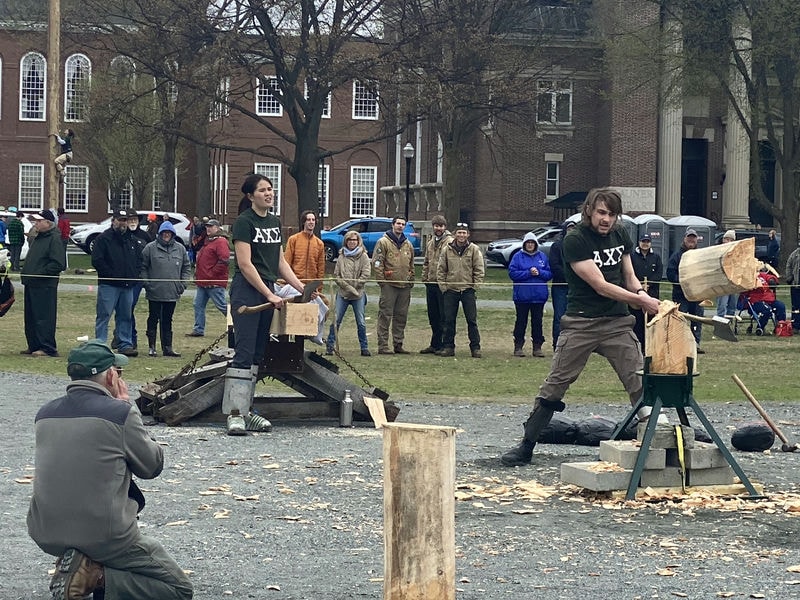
[{"xmin": 508, "ymin": 232, "xmax": 552, "ymax": 357}]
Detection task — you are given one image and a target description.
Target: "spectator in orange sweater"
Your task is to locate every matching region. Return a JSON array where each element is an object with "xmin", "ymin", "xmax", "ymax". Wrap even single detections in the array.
[{"xmin": 284, "ymin": 210, "xmax": 325, "ymax": 283}]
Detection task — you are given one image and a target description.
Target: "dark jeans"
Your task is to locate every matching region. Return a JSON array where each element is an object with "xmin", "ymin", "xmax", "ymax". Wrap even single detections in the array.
[
  {"xmin": 146, "ymin": 300, "xmax": 177, "ymax": 349},
  {"xmin": 23, "ymin": 284, "xmax": 58, "ymax": 355},
  {"xmin": 8, "ymin": 243, "xmax": 22, "ymax": 271},
  {"xmin": 424, "ymin": 283, "xmax": 446, "ymax": 350},
  {"xmin": 442, "ymin": 288, "xmax": 480, "ymax": 351},
  {"xmin": 229, "ymin": 272, "xmax": 276, "ymax": 369},
  {"xmin": 513, "ymin": 302, "xmax": 545, "ymax": 345},
  {"xmin": 551, "ymin": 284, "xmax": 568, "ymax": 349}
]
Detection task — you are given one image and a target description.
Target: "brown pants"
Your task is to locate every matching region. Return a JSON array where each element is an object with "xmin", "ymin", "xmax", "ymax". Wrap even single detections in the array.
[
  {"xmin": 537, "ymin": 314, "xmax": 643, "ymax": 407},
  {"xmin": 376, "ymin": 283, "xmax": 411, "ymax": 351}
]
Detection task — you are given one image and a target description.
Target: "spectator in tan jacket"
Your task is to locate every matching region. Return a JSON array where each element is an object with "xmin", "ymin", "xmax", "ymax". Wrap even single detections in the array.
[
  {"xmin": 326, "ymin": 230, "xmax": 371, "ymax": 356},
  {"xmin": 436, "ymin": 222, "xmax": 484, "ymax": 358},
  {"xmin": 372, "ymin": 216, "xmax": 415, "ymax": 354}
]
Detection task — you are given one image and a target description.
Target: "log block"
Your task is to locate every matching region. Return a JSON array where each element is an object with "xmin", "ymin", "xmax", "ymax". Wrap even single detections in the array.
[
  {"xmin": 645, "ymin": 301, "xmax": 697, "ymax": 374},
  {"xmin": 678, "ymin": 237, "xmax": 760, "ymax": 301},
  {"xmin": 158, "ymin": 377, "xmax": 225, "ymax": 426},
  {"xmin": 270, "ymin": 303, "xmax": 319, "ymax": 336},
  {"xmin": 383, "ymin": 423, "xmax": 456, "ymax": 600}
]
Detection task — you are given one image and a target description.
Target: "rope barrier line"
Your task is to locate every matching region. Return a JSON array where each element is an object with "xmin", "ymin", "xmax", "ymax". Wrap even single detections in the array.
[{"xmin": 9, "ymin": 273, "xmax": 800, "ymax": 292}]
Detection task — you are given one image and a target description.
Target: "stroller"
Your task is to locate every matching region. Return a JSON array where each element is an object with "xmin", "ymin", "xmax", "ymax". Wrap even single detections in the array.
[{"xmin": 735, "ymin": 292, "xmax": 778, "ymax": 336}]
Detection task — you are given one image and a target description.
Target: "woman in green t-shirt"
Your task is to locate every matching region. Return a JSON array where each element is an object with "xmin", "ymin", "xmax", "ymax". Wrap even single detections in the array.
[{"xmin": 224, "ymin": 173, "xmax": 309, "ymax": 435}]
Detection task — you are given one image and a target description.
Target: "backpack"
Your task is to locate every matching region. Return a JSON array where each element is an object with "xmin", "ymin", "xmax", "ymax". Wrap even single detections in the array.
[{"xmin": 0, "ymin": 275, "xmax": 14, "ymax": 317}]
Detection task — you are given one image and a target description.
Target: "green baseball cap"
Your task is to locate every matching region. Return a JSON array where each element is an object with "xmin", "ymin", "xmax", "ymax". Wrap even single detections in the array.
[{"xmin": 67, "ymin": 339, "xmax": 129, "ymax": 379}]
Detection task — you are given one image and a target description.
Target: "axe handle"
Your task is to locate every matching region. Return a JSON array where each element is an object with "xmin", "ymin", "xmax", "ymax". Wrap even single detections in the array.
[
  {"xmin": 237, "ymin": 302, "xmax": 276, "ymax": 315},
  {"xmin": 679, "ymin": 312, "xmax": 717, "ymax": 326},
  {"xmin": 731, "ymin": 374, "xmax": 791, "ymax": 446}
]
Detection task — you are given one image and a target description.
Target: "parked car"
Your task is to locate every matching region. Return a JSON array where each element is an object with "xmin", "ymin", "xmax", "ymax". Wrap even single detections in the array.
[
  {"xmin": 0, "ymin": 210, "xmax": 33, "ymax": 261},
  {"xmin": 70, "ymin": 210, "xmax": 192, "ymax": 255},
  {"xmin": 485, "ymin": 226, "xmax": 563, "ymax": 266},
  {"xmin": 713, "ymin": 229, "xmax": 780, "ymax": 262},
  {"xmin": 321, "ymin": 217, "xmax": 422, "ymax": 262}
]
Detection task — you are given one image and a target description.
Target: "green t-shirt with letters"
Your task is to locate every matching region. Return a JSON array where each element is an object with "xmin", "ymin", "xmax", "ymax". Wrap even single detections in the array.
[
  {"xmin": 563, "ymin": 222, "xmax": 633, "ymax": 318},
  {"xmin": 232, "ymin": 208, "xmax": 282, "ymax": 283}
]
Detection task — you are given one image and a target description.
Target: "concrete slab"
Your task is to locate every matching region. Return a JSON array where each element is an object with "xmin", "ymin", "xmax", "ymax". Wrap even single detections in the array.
[
  {"xmin": 666, "ymin": 441, "xmax": 728, "ymax": 470},
  {"xmin": 637, "ymin": 422, "xmax": 695, "ymax": 449},
  {"xmin": 561, "ymin": 461, "xmax": 632, "ymax": 492},
  {"xmin": 599, "ymin": 440, "xmax": 666, "ymax": 470}
]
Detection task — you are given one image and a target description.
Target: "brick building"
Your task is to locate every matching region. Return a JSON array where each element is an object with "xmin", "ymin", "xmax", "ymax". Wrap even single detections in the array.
[{"xmin": 0, "ymin": 1, "xmax": 772, "ymax": 241}]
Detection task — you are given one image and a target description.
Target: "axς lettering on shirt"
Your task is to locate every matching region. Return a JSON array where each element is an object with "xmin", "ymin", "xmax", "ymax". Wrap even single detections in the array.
[
  {"xmin": 592, "ymin": 244, "xmax": 624, "ymax": 268},
  {"xmin": 252, "ymin": 227, "xmax": 282, "ymax": 244}
]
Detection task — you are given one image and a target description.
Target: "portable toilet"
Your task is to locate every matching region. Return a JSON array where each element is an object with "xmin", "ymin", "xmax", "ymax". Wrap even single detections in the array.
[
  {"xmin": 666, "ymin": 215, "xmax": 716, "ymax": 252},
  {"xmin": 564, "ymin": 212, "xmax": 638, "ymax": 244},
  {"xmin": 634, "ymin": 214, "xmax": 669, "ymax": 276}
]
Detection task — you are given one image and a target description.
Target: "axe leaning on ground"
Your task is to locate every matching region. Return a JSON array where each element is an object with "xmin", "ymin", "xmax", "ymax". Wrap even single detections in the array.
[
  {"xmin": 731, "ymin": 374, "xmax": 800, "ymax": 453},
  {"xmin": 237, "ymin": 280, "xmax": 321, "ymax": 315}
]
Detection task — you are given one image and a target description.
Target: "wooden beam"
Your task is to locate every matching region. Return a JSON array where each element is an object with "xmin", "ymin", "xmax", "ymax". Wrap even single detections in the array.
[{"xmin": 383, "ymin": 423, "xmax": 456, "ymax": 600}]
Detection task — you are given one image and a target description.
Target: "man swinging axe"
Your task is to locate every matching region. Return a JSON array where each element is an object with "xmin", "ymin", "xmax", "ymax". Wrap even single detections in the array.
[{"xmin": 501, "ymin": 188, "xmax": 660, "ymax": 467}]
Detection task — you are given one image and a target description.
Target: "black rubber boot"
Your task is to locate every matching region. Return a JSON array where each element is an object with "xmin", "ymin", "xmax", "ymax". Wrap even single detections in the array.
[
  {"xmin": 147, "ymin": 332, "xmax": 157, "ymax": 357},
  {"xmin": 500, "ymin": 398, "xmax": 564, "ymax": 466}
]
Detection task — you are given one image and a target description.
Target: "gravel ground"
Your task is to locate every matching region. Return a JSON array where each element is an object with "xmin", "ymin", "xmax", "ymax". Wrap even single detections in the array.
[{"xmin": 1, "ymin": 372, "xmax": 799, "ymax": 600}]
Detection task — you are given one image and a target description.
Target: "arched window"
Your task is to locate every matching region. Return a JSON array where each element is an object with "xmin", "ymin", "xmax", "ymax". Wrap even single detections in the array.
[
  {"xmin": 109, "ymin": 55, "xmax": 136, "ymax": 88},
  {"xmin": 20, "ymin": 52, "xmax": 46, "ymax": 121},
  {"xmin": 65, "ymin": 53, "xmax": 92, "ymax": 122}
]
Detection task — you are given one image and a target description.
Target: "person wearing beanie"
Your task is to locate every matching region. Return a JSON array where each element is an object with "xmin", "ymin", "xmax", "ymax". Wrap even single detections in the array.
[
  {"xmin": 140, "ymin": 220, "xmax": 191, "ymax": 357},
  {"xmin": 508, "ymin": 232, "xmax": 552, "ymax": 357},
  {"xmin": 21, "ymin": 210, "xmax": 66, "ymax": 357},
  {"xmin": 716, "ymin": 230, "xmax": 738, "ymax": 320}
]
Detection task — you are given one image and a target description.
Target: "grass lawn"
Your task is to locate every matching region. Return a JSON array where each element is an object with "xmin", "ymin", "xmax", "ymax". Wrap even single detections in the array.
[{"xmin": 2, "ymin": 259, "xmax": 798, "ymax": 407}]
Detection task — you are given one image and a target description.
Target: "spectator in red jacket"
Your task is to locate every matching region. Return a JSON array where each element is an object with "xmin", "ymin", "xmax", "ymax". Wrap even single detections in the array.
[
  {"xmin": 187, "ymin": 219, "xmax": 230, "ymax": 337},
  {"xmin": 56, "ymin": 207, "xmax": 70, "ymax": 268},
  {"xmin": 745, "ymin": 269, "xmax": 786, "ymax": 332}
]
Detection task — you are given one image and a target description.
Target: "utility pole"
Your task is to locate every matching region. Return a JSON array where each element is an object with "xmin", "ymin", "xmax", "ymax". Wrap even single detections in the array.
[{"xmin": 47, "ymin": 0, "xmax": 61, "ymax": 209}]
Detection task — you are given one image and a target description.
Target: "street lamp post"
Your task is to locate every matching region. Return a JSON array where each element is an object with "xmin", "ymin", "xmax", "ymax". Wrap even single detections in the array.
[{"xmin": 402, "ymin": 143, "xmax": 414, "ymax": 223}]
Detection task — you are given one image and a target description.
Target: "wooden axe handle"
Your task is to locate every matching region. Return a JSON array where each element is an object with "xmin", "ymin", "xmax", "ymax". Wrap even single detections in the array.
[
  {"xmin": 732, "ymin": 374, "xmax": 791, "ymax": 446},
  {"xmin": 237, "ymin": 301, "xmax": 276, "ymax": 315}
]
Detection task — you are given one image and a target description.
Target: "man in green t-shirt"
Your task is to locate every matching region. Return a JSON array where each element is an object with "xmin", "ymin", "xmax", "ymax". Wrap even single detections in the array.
[{"xmin": 502, "ymin": 188, "xmax": 661, "ymax": 467}]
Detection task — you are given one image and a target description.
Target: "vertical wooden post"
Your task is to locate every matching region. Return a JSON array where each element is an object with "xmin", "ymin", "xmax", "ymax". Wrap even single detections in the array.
[
  {"xmin": 47, "ymin": 0, "xmax": 61, "ymax": 209},
  {"xmin": 383, "ymin": 423, "xmax": 456, "ymax": 600}
]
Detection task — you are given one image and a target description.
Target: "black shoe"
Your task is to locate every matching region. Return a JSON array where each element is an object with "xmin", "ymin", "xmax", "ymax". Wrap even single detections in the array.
[
  {"xmin": 501, "ymin": 440, "xmax": 535, "ymax": 466},
  {"xmin": 361, "ymin": 349, "xmax": 371, "ymax": 357},
  {"xmin": 436, "ymin": 348, "xmax": 455, "ymax": 357},
  {"xmin": 471, "ymin": 349, "xmax": 482, "ymax": 358},
  {"xmin": 185, "ymin": 331, "xmax": 204, "ymax": 337},
  {"xmin": 419, "ymin": 346, "xmax": 437, "ymax": 354},
  {"xmin": 118, "ymin": 347, "xmax": 138, "ymax": 357},
  {"xmin": 378, "ymin": 349, "xmax": 394, "ymax": 355},
  {"xmin": 148, "ymin": 347, "xmax": 157, "ymax": 357},
  {"xmin": 163, "ymin": 347, "xmax": 181, "ymax": 357},
  {"xmin": 394, "ymin": 346, "xmax": 410, "ymax": 354},
  {"xmin": 697, "ymin": 348, "xmax": 706, "ymax": 354}
]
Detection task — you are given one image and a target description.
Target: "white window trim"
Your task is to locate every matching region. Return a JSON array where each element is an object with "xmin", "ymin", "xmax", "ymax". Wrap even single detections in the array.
[
  {"xmin": 210, "ymin": 77, "xmax": 230, "ymax": 121},
  {"xmin": 19, "ymin": 163, "xmax": 45, "ymax": 210},
  {"xmin": 545, "ymin": 161, "xmax": 560, "ymax": 200},
  {"xmin": 63, "ymin": 165, "xmax": 90, "ymax": 213},
  {"xmin": 536, "ymin": 79, "xmax": 573, "ymax": 126},
  {"xmin": 304, "ymin": 81, "xmax": 331, "ymax": 119},
  {"xmin": 352, "ymin": 81, "xmax": 379, "ymax": 120},
  {"xmin": 64, "ymin": 53, "xmax": 92, "ymax": 123},
  {"xmin": 19, "ymin": 52, "xmax": 47, "ymax": 122},
  {"xmin": 107, "ymin": 180, "xmax": 134, "ymax": 212},
  {"xmin": 318, "ymin": 164, "xmax": 330, "ymax": 217},
  {"xmin": 255, "ymin": 76, "xmax": 283, "ymax": 117},
  {"xmin": 253, "ymin": 162, "xmax": 282, "ymax": 215},
  {"xmin": 350, "ymin": 166, "xmax": 377, "ymax": 217}
]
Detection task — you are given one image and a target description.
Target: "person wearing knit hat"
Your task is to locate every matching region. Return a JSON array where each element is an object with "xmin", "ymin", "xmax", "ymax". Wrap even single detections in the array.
[
  {"xmin": 21, "ymin": 206, "xmax": 66, "ymax": 357},
  {"xmin": 139, "ymin": 220, "xmax": 191, "ymax": 357},
  {"xmin": 716, "ymin": 229, "xmax": 738, "ymax": 319}
]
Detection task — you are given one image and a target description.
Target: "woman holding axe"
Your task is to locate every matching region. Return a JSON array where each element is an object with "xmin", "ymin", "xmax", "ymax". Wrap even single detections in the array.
[{"xmin": 224, "ymin": 173, "xmax": 310, "ymax": 436}]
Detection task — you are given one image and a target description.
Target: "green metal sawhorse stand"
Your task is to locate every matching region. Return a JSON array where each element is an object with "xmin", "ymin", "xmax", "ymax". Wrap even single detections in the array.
[{"xmin": 610, "ymin": 357, "xmax": 762, "ymax": 501}]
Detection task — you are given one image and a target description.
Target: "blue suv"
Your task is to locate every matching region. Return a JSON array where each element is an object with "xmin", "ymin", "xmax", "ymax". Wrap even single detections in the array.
[{"xmin": 321, "ymin": 217, "xmax": 422, "ymax": 262}]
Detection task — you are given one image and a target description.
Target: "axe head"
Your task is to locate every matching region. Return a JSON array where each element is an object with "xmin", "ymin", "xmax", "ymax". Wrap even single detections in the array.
[
  {"xmin": 710, "ymin": 315, "xmax": 738, "ymax": 343},
  {"xmin": 294, "ymin": 280, "xmax": 321, "ymax": 303}
]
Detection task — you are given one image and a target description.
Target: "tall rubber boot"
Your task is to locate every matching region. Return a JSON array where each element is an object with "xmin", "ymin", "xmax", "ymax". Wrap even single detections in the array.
[
  {"xmin": 162, "ymin": 330, "xmax": 181, "ymax": 357},
  {"xmin": 245, "ymin": 365, "xmax": 272, "ymax": 432},
  {"xmin": 222, "ymin": 367, "xmax": 253, "ymax": 436},
  {"xmin": 147, "ymin": 332, "xmax": 157, "ymax": 357},
  {"xmin": 500, "ymin": 398, "xmax": 565, "ymax": 466}
]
